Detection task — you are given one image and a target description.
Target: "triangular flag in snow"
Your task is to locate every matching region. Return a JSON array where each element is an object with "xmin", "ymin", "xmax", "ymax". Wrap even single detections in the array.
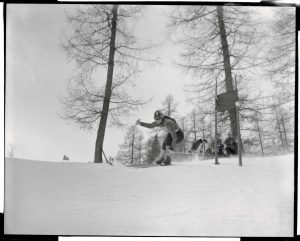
[{"xmin": 63, "ymin": 155, "xmax": 70, "ymax": 161}]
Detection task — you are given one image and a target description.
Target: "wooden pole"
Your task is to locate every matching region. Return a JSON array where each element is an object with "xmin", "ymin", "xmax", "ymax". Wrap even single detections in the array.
[
  {"xmin": 236, "ymin": 105, "xmax": 242, "ymax": 166},
  {"xmin": 256, "ymin": 112, "xmax": 264, "ymax": 157},
  {"xmin": 102, "ymin": 149, "xmax": 109, "ymax": 164},
  {"xmin": 235, "ymin": 76, "xmax": 242, "ymax": 166},
  {"xmin": 215, "ymin": 78, "xmax": 219, "ymax": 165}
]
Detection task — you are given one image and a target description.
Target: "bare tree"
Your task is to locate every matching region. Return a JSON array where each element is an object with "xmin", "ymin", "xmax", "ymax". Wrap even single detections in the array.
[
  {"xmin": 177, "ymin": 116, "xmax": 188, "ymax": 152},
  {"xmin": 169, "ymin": 6, "xmax": 265, "ymax": 139},
  {"xmin": 60, "ymin": 5, "xmax": 157, "ymax": 163},
  {"xmin": 278, "ymin": 107, "xmax": 291, "ymax": 150},
  {"xmin": 266, "ymin": 7, "xmax": 295, "ymax": 102},
  {"xmin": 137, "ymin": 134, "xmax": 144, "ymax": 165},
  {"xmin": 265, "ymin": 8, "xmax": 295, "ymax": 152},
  {"xmin": 185, "ymin": 107, "xmax": 216, "ymax": 143},
  {"xmin": 273, "ymin": 105, "xmax": 285, "ymax": 151},
  {"xmin": 161, "ymin": 94, "xmax": 178, "ymax": 117},
  {"xmin": 236, "ymin": 92, "xmax": 294, "ymax": 155},
  {"xmin": 190, "ymin": 109, "xmax": 199, "ymax": 141},
  {"xmin": 116, "ymin": 125, "xmax": 144, "ymax": 165},
  {"xmin": 241, "ymin": 110, "xmax": 266, "ymax": 156}
]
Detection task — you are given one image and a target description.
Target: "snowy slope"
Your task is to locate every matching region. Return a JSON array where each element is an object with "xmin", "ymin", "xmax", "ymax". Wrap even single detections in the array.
[{"xmin": 4, "ymin": 154, "xmax": 294, "ymax": 237}]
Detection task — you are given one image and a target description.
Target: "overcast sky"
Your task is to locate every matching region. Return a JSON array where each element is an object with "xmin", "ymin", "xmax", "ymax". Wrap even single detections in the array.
[
  {"xmin": 5, "ymin": 4, "xmax": 287, "ymax": 163},
  {"xmin": 5, "ymin": 4, "xmax": 191, "ymax": 162}
]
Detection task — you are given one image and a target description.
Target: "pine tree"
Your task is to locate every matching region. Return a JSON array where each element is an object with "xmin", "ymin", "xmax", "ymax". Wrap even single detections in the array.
[
  {"xmin": 116, "ymin": 125, "xmax": 144, "ymax": 165},
  {"xmin": 145, "ymin": 134, "xmax": 161, "ymax": 164},
  {"xmin": 60, "ymin": 5, "xmax": 157, "ymax": 163},
  {"xmin": 161, "ymin": 94, "xmax": 178, "ymax": 117}
]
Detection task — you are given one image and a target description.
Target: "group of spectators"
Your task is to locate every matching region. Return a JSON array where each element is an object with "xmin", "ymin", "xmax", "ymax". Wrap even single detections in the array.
[
  {"xmin": 191, "ymin": 132, "xmax": 238, "ymax": 158},
  {"xmin": 213, "ymin": 133, "xmax": 237, "ymax": 157}
]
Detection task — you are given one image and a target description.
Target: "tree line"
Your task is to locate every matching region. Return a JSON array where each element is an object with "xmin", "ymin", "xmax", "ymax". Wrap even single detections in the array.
[
  {"xmin": 116, "ymin": 90, "xmax": 294, "ymax": 165},
  {"xmin": 59, "ymin": 5, "xmax": 295, "ymax": 163}
]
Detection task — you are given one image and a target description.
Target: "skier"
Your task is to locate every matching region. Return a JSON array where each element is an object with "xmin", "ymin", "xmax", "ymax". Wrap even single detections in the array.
[{"xmin": 136, "ymin": 110, "xmax": 184, "ymax": 165}]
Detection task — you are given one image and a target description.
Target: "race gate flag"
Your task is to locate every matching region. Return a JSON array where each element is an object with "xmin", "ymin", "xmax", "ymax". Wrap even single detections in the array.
[
  {"xmin": 216, "ymin": 90, "xmax": 238, "ymax": 112},
  {"xmin": 63, "ymin": 155, "xmax": 70, "ymax": 161}
]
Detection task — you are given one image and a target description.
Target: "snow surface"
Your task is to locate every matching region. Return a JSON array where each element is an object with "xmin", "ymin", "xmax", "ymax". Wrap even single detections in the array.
[{"xmin": 4, "ymin": 154, "xmax": 294, "ymax": 237}]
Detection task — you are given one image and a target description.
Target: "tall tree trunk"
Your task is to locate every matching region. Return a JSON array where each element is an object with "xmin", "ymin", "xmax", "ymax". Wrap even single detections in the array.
[
  {"xmin": 214, "ymin": 78, "xmax": 219, "ymax": 165},
  {"xmin": 202, "ymin": 119, "xmax": 205, "ymax": 139},
  {"xmin": 192, "ymin": 112, "xmax": 197, "ymax": 141},
  {"xmin": 210, "ymin": 120, "xmax": 213, "ymax": 139},
  {"xmin": 256, "ymin": 115, "xmax": 264, "ymax": 156},
  {"xmin": 273, "ymin": 105, "xmax": 285, "ymax": 151},
  {"xmin": 280, "ymin": 111, "xmax": 288, "ymax": 149},
  {"xmin": 94, "ymin": 5, "xmax": 118, "ymax": 163},
  {"xmin": 216, "ymin": 6, "xmax": 238, "ymax": 138},
  {"xmin": 131, "ymin": 132, "xmax": 135, "ymax": 164}
]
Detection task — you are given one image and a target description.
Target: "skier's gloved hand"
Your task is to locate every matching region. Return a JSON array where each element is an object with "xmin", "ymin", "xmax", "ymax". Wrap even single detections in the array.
[{"xmin": 136, "ymin": 119, "xmax": 141, "ymax": 125}]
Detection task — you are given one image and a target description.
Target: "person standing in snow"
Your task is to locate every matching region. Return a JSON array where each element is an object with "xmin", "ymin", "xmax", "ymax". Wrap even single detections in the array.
[
  {"xmin": 224, "ymin": 132, "xmax": 237, "ymax": 156},
  {"xmin": 136, "ymin": 110, "xmax": 184, "ymax": 165},
  {"xmin": 211, "ymin": 133, "xmax": 226, "ymax": 157}
]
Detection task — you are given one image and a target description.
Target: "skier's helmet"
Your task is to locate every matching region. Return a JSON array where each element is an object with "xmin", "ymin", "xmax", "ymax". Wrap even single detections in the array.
[{"xmin": 154, "ymin": 110, "xmax": 164, "ymax": 120}]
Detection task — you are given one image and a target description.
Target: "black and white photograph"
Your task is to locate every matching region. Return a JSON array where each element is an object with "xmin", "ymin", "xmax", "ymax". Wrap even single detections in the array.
[{"xmin": 4, "ymin": 2, "xmax": 295, "ymax": 237}]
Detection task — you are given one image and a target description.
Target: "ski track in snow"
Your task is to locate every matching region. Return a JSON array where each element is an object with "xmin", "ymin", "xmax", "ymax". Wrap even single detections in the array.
[{"xmin": 4, "ymin": 154, "xmax": 294, "ymax": 237}]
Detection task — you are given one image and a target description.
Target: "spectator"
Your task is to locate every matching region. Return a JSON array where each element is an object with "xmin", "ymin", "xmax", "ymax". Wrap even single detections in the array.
[
  {"xmin": 211, "ymin": 133, "xmax": 226, "ymax": 157},
  {"xmin": 224, "ymin": 133, "xmax": 237, "ymax": 156}
]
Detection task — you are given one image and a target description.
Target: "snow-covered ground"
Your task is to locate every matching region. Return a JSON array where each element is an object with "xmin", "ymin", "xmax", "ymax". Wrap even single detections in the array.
[{"xmin": 4, "ymin": 154, "xmax": 294, "ymax": 237}]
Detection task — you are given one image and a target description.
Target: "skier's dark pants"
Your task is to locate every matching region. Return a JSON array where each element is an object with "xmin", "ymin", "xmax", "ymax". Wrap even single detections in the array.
[{"xmin": 162, "ymin": 129, "xmax": 184, "ymax": 150}]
